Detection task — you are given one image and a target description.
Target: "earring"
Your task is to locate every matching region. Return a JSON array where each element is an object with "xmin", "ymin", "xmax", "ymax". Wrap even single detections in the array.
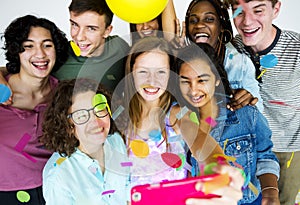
[{"xmin": 218, "ymin": 29, "xmax": 232, "ymax": 44}]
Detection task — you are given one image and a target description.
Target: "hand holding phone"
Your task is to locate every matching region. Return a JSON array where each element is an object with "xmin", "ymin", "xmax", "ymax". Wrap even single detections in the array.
[{"xmin": 131, "ymin": 173, "xmax": 230, "ymax": 205}]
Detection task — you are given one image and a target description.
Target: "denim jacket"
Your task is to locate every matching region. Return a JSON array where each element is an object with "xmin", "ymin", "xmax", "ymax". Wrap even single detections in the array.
[
  {"xmin": 192, "ymin": 105, "xmax": 279, "ymax": 204},
  {"xmin": 224, "ymin": 42, "xmax": 263, "ymax": 112}
]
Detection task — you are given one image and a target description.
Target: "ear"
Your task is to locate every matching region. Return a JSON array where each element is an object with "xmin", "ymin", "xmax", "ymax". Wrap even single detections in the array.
[
  {"xmin": 272, "ymin": 1, "xmax": 281, "ymax": 20},
  {"xmin": 215, "ymin": 79, "xmax": 220, "ymax": 87},
  {"xmin": 103, "ymin": 25, "xmax": 113, "ymax": 38}
]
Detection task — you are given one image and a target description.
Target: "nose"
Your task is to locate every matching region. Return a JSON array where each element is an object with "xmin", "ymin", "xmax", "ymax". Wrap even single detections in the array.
[
  {"xmin": 35, "ymin": 45, "xmax": 47, "ymax": 58},
  {"xmin": 75, "ymin": 28, "xmax": 86, "ymax": 41},
  {"xmin": 142, "ymin": 22, "xmax": 150, "ymax": 29},
  {"xmin": 194, "ymin": 20, "xmax": 206, "ymax": 29},
  {"xmin": 242, "ymin": 11, "xmax": 255, "ymax": 26},
  {"xmin": 189, "ymin": 81, "xmax": 199, "ymax": 96}
]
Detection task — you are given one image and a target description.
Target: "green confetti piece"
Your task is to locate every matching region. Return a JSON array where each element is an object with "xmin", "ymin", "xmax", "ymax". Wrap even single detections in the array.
[
  {"xmin": 16, "ymin": 191, "xmax": 30, "ymax": 203},
  {"xmin": 189, "ymin": 112, "xmax": 199, "ymax": 125},
  {"xmin": 204, "ymin": 162, "xmax": 217, "ymax": 175}
]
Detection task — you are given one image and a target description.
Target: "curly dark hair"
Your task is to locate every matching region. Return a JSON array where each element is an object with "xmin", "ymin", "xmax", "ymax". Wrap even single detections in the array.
[
  {"xmin": 69, "ymin": 0, "xmax": 113, "ymax": 28},
  {"xmin": 2, "ymin": 15, "xmax": 69, "ymax": 74},
  {"xmin": 185, "ymin": 0, "xmax": 233, "ymax": 64},
  {"xmin": 175, "ymin": 43, "xmax": 233, "ymax": 111},
  {"xmin": 41, "ymin": 78, "xmax": 120, "ymax": 157}
]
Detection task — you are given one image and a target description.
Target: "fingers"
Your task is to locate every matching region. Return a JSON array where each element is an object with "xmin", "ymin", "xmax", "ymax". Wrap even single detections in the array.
[
  {"xmin": 227, "ymin": 89, "xmax": 258, "ymax": 111},
  {"xmin": 185, "ymin": 165, "xmax": 244, "ymax": 205}
]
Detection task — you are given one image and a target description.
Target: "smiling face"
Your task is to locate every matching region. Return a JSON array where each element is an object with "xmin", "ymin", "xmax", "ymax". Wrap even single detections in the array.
[
  {"xmin": 132, "ymin": 50, "xmax": 170, "ymax": 103},
  {"xmin": 232, "ymin": 0, "xmax": 280, "ymax": 52},
  {"xmin": 70, "ymin": 11, "xmax": 112, "ymax": 57},
  {"xmin": 19, "ymin": 26, "xmax": 56, "ymax": 79},
  {"xmin": 136, "ymin": 19, "xmax": 159, "ymax": 38},
  {"xmin": 187, "ymin": 1, "xmax": 221, "ymax": 48},
  {"xmin": 179, "ymin": 59, "xmax": 219, "ymax": 108},
  {"xmin": 70, "ymin": 91, "xmax": 110, "ymax": 149}
]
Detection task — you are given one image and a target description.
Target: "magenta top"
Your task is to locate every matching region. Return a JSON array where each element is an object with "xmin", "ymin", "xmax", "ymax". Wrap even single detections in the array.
[{"xmin": 0, "ymin": 76, "xmax": 58, "ymax": 191}]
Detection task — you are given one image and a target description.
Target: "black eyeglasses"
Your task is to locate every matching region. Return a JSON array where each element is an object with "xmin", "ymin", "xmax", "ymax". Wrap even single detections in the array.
[{"xmin": 67, "ymin": 103, "xmax": 109, "ymax": 125}]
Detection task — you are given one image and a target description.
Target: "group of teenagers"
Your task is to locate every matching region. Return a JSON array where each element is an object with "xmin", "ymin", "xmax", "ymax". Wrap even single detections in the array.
[{"xmin": 0, "ymin": 0, "xmax": 299, "ymax": 204}]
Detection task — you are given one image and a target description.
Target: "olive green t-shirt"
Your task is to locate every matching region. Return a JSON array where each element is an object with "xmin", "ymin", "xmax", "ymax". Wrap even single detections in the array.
[{"xmin": 53, "ymin": 35, "xmax": 129, "ymax": 93}]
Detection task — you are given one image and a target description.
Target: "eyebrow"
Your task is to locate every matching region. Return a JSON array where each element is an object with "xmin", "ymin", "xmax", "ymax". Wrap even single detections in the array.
[
  {"xmin": 24, "ymin": 39, "xmax": 53, "ymax": 43},
  {"xmin": 189, "ymin": 11, "xmax": 217, "ymax": 17},
  {"xmin": 180, "ymin": 74, "xmax": 211, "ymax": 79}
]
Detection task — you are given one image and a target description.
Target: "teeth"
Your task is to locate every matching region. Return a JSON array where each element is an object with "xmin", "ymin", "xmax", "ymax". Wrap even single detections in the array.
[
  {"xmin": 90, "ymin": 127, "xmax": 103, "ymax": 134},
  {"xmin": 32, "ymin": 62, "xmax": 48, "ymax": 66},
  {"xmin": 142, "ymin": 30, "xmax": 153, "ymax": 35},
  {"xmin": 195, "ymin": 33, "xmax": 209, "ymax": 38},
  {"xmin": 243, "ymin": 28, "xmax": 258, "ymax": 33},
  {"xmin": 144, "ymin": 87, "xmax": 159, "ymax": 93}
]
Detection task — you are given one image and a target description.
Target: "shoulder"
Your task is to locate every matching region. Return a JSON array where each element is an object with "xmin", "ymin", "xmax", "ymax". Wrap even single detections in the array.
[
  {"xmin": 281, "ymin": 29, "xmax": 300, "ymax": 41},
  {"xmin": 106, "ymin": 35, "xmax": 129, "ymax": 48},
  {"xmin": 106, "ymin": 132, "xmax": 127, "ymax": 153}
]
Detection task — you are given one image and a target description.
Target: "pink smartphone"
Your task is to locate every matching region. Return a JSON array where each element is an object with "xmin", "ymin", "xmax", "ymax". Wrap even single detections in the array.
[{"xmin": 131, "ymin": 174, "xmax": 227, "ymax": 205}]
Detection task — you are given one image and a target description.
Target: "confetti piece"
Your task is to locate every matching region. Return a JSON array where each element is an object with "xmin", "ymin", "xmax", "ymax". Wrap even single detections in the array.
[
  {"xmin": 248, "ymin": 182, "xmax": 259, "ymax": 196},
  {"xmin": 222, "ymin": 139, "xmax": 229, "ymax": 151},
  {"xmin": 16, "ymin": 191, "xmax": 30, "ymax": 203},
  {"xmin": 102, "ymin": 190, "xmax": 115, "ymax": 195},
  {"xmin": 213, "ymin": 154, "xmax": 236, "ymax": 162},
  {"xmin": 203, "ymin": 173, "xmax": 230, "ymax": 194},
  {"xmin": 184, "ymin": 162, "xmax": 192, "ymax": 172},
  {"xmin": 176, "ymin": 153, "xmax": 186, "ymax": 171},
  {"xmin": 168, "ymin": 134, "xmax": 182, "ymax": 143},
  {"xmin": 70, "ymin": 41, "xmax": 81, "ymax": 56},
  {"xmin": 14, "ymin": 133, "xmax": 37, "ymax": 162},
  {"xmin": 0, "ymin": 84, "xmax": 11, "ymax": 103},
  {"xmin": 88, "ymin": 165, "xmax": 103, "ymax": 182},
  {"xmin": 112, "ymin": 105, "xmax": 124, "ymax": 120},
  {"xmin": 232, "ymin": 6, "xmax": 243, "ymax": 19},
  {"xmin": 92, "ymin": 94, "xmax": 112, "ymax": 116},
  {"xmin": 121, "ymin": 161, "xmax": 133, "ymax": 167},
  {"xmin": 189, "ymin": 112, "xmax": 199, "ymax": 125},
  {"xmin": 130, "ymin": 139, "xmax": 149, "ymax": 158},
  {"xmin": 229, "ymin": 53, "xmax": 234, "ymax": 60},
  {"xmin": 148, "ymin": 129, "xmax": 162, "ymax": 142},
  {"xmin": 260, "ymin": 54, "xmax": 278, "ymax": 68},
  {"xmin": 204, "ymin": 162, "xmax": 218, "ymax": 175},
  {"xmin": 56, "ymin": 157, "xmax": 66, "ymax": 166},
  {"xmin": 205, "ymin": 117, "xmax": 217, "ymax": 127},
  {"xmin": 176, "ymin": 106, "xmax": 189, "ymax": 120},
  {"xmin": 161, "ymin": 152, "xmax": 182, "ymax": 169},
  {"xmin": 256, "ymin": 69, "xmax": 267, "ymax": 79},
  {"xmin": 287, "ymin": 152, "xmax": 294, "ymax": 168},
  {"xmin": 269, "ymin": 100, "xmax": 300, "ymax": 110}
]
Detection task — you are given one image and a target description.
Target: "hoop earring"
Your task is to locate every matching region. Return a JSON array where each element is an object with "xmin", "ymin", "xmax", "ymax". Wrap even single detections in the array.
[{"xmin": 218, "ymin": 29, "xmax": 232, "ymax": 44}]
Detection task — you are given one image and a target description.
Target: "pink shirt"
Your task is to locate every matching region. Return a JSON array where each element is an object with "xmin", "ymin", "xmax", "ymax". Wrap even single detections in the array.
[{"xmin": 0, "ymin": 76, "xmax": 58, "ymax": 191}]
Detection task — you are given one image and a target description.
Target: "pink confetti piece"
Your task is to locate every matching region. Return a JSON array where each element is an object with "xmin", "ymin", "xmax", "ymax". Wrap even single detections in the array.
[
  {"xmin": 120, "ymin": 162, "xmax": 133, "ymax": 167},
  {"xmin": 101, "ymin": 190, "xmax": 115, "ymax": 195},
  {"xmin": 14, "ymin": 133, "xmax": 37, "ymax": 162},
  {"xmin": 269, "ymin": 100, "xmax": 300, "ymax": 110},
  {"xmin": 205, "ymin": 117, "xmax": 217, "ymax": 127}
]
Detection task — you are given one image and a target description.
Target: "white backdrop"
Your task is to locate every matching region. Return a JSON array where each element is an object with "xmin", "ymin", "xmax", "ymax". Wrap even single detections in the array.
[{"xmin": 0, "ymin": 0, "xmax": 299, "ymax": 66}]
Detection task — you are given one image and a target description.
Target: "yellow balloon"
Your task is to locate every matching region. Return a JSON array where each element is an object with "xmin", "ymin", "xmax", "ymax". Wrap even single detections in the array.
[{"xmin": 106, "ymin": 0, "xmax": 168, "ymax": 24}]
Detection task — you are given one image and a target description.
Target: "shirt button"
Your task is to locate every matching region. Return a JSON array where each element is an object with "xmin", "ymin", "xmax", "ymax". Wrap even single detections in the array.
[{"xmin": 236, "ymin": 144, "xmax": 241, "ymax": 150}]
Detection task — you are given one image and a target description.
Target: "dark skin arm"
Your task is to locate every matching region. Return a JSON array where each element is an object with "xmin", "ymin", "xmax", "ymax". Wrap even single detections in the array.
[
  {"xmin": 227, "ymin": 89, "xmax": 258, "ymax": 111},
  {"xmin": 259, "ymin": 174, "xmax": 280, "ymax": 205}
]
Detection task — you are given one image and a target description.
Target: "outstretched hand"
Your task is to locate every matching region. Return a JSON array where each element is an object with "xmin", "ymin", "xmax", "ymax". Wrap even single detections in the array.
[
  {"xmin": 171, "ymin": 19, "xmax": 188, "ymax": 49},
  {"xmin": 185, "ymin": 165, "xmax": 244, "ymax": 205}
]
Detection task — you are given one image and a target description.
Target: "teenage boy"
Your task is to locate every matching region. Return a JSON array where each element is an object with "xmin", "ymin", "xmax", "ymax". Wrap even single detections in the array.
[{"xmin": 229, "ymin": 1, "xmax": 300, "ymax": 205}]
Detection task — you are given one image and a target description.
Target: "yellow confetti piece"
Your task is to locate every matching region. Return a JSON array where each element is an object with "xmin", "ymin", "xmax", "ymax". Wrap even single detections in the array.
[
  {"xmin": 56, "ymin": 157, "xmax": 66, "ymax": 165},
  {"xmin": 213, "ymin": 154, "xmax": 236, "ymax": 162},
  {"xmin": 257, "ymin": 69, "xmax": 267, "ymax": 79},
  {"xmin": 287, "ymin": 151, "xmax": 294, "ymax": 168},
  {"xmin": 16, "ymin": 191, "xmax": 30, "ymax": 203},
  {"xmin": 130, "ymin": 139, "xmax": 149, "ymax": 158},
  {"xmin": 223, "ymin": 139, "xmax": 229, "ymax": 151},
  {"xmin": 70, "ymin": 41, "xmax": 81, "ymax": 56},
  {"xmin": 248, "ymin": 182, "xmax": 259, "ymax": 196},
  {"xmin": 189, "ymin": 112, "xmax": 199, "ymax": 125}
]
